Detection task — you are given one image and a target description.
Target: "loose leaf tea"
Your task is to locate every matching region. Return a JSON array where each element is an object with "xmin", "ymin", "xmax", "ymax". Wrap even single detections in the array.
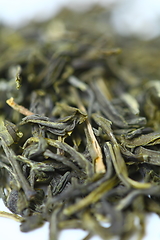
[{"xmin": 1, "ymin": 6, "xmax": 160, "ymax": 240}]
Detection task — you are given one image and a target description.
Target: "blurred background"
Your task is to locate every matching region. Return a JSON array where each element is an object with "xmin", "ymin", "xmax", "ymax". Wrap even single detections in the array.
[
  {"xmin": 1, "ymin": 0, "xmax": 160, "ymax": 40},
  {"xmin": 1, "ymin": 1, "xmax": 160, "ymax": 240}
]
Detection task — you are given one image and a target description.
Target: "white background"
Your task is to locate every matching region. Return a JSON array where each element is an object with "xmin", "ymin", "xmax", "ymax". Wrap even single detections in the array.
[
  {"xmin": 1, "ymin": 0, "xmax": 160, "ymax": 39},
  {"xmin": 1, "ymin": 0, "xmax": 160, "ymax": 239}
]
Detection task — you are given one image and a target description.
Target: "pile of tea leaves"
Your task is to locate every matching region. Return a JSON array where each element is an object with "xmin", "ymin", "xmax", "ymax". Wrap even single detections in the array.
[{"xmin": 1, "ymin": 6, "xmax": 160, "ymax": 240}]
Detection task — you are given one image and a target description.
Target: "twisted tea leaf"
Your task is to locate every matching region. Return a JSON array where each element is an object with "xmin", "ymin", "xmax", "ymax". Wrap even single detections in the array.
[{"xmin": 1, "ymin": 6, "xmax": 160, "ymax": 240}]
